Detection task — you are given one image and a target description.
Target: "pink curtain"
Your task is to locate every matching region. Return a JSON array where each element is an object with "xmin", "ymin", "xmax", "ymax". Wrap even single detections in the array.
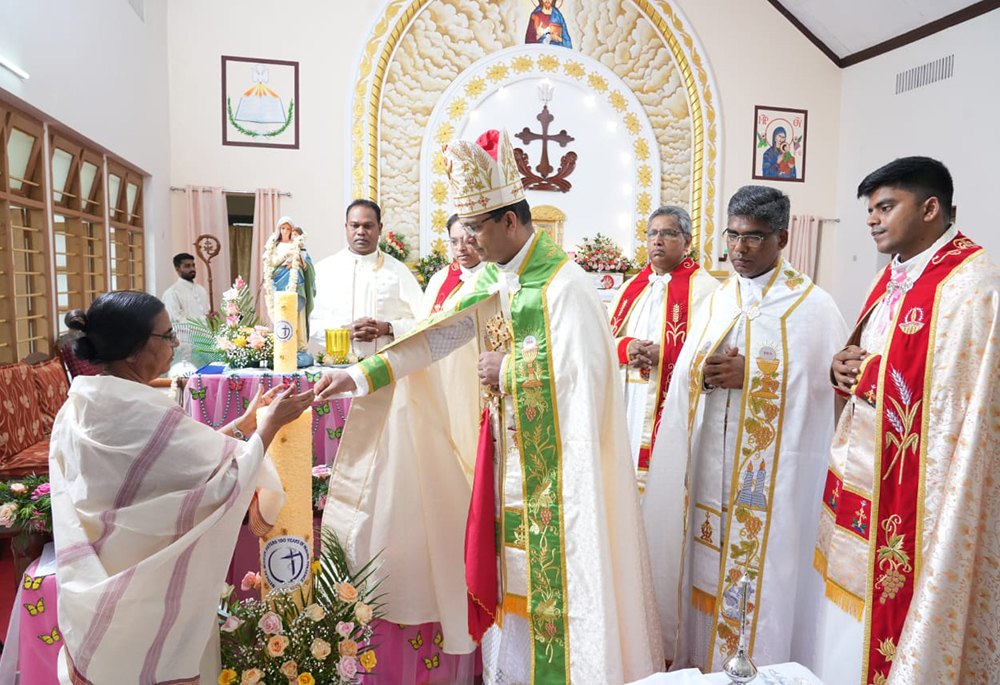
[
  {"xmin": 184, "ymin": 185, "xmax": 231, "ymax": 310},
  {"xmin": 786, "ymin": 214, "xmax": 819, "ymax": 279},
  {"xmin": 250, "ymin": 188, "xmax": 282, "ymax": 320}
]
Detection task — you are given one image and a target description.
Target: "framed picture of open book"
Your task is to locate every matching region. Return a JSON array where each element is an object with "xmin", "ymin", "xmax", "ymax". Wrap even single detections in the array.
[
  {"xmin": 752, "ymin": 105, "xmax": 807, "ymax": 183},
  {"xmin": 222, "ymin": 55, "xmax": 299, "ymax": 149}
]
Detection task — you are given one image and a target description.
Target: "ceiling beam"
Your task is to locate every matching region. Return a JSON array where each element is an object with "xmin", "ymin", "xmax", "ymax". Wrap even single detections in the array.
[
  {"xmin": 840, "ymin": 0, "xmax": 1000, "ymax": 67},
  {"xmin": 767, "ymin": 0, "xmax": 1000, "ymax": 69}
]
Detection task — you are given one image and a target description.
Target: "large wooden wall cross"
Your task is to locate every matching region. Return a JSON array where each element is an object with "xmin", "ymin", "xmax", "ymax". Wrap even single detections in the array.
[{"xmin": 514, "ymin": 104, "xmax": 577, "ymax": 192}]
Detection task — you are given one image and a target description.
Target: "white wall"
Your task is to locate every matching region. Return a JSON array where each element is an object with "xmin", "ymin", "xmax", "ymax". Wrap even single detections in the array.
[
  {"xmin": 831, "ymin": 10, "xmax": 1000, "ymax": 319},
  {"xmin": 674, "ymin": 0, "xmax": 844, "ymax": 286},
  {"xmin": 0, "ymin": 0, "xmax": 172, "ymax": 293},
  {"xmin": 166, "ymin": 0, "xmax": 372, "ymax": 268}
]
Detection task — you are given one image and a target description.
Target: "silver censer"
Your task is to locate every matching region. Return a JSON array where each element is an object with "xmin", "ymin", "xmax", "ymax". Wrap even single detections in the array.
[{"xmin": 722, "ymin": 573, "xmax": 758, "ymax": 684}]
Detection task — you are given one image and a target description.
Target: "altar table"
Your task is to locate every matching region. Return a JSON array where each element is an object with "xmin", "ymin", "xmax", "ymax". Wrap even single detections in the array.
[
  {"xmin": 629, "ymin": 661, "xmax": 825, "ymax": 684},
  {"xmin": 184, "ymin": 368, "xmax": 481, "ymax": 684}
]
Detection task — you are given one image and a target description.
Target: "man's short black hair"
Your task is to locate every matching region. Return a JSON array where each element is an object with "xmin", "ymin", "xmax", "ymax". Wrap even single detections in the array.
[
  {"xmin": 487, "ymin": 199, "xmax": 532, "ymax": 226},
  {"xmin": 727, "ymin": 185, "xmax": 790, "ymax": 233},
  {"xmin": 857, "ymin": 156, "xmax": 953, "ymax": 224},
  {"xmin": 173, "ymin": 252, "xmax": 195, "ymax": 268},
  {"xmin": 346, "ymin": 199, "xmax": 382, "ymax": 225},
  {"xmin": 446, "ymin": 213, "xmax": 460, "ymax": 231}
]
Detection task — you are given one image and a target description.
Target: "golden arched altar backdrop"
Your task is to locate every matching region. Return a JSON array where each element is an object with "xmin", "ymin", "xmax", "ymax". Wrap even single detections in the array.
[{"xmin": 347, "ymin": 0, "xmax": 722, "ymax": 269}]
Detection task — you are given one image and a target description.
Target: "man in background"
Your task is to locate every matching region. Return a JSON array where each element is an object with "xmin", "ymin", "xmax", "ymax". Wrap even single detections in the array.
[{"xmin": 161, "ymin": 252, "xmax": 210, "ymax": 362}]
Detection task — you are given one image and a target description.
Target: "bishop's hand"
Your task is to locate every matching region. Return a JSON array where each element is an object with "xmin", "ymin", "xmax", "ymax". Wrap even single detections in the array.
[
  {"xmin": 350, "ymin": 317, "xmax": 382, "ymax": 343},
  {"xmin": 704, "ymin": 346, "xmax": 744, "ymax": 389},
  {"xmin": 478, "ymin": 351, "xmax": 504, "ymax": 388},
  {"xmin": 314, "ymin": 369, "xmax": 356, "ymax": 400},
  {"xmin": 831, "ymin": 345, "xmax": 867, "ymax": 394}
]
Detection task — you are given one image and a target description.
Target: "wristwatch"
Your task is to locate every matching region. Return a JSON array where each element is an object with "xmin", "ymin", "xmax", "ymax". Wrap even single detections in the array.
[
  {"xmin": 231, "ymin": 424, "xmax": 248, "ymax": 441},
  {"xmin": 386, "ymin": 322, "xmax": 394, "ymax": 337}
]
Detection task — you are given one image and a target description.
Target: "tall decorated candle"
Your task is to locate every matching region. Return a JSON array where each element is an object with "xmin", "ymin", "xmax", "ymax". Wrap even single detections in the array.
[
  {"xmin": 258, "ymin": 407, "xmax": 313, "ymax": 602},
  {"xmin": 272, "ymin": 291, "xmax": 298, "ymax": 373}
]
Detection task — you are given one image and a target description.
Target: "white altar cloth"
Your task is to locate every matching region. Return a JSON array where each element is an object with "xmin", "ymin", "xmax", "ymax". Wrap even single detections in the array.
[{"xmin": 628, "ymin": 662, "xmax": 824, "ymax": 684}]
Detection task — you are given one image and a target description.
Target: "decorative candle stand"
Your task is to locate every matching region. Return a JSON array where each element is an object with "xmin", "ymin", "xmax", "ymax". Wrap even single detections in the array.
[{"xmin": 722, "ymin": 573, "xmax": 758, "ymax": 684}]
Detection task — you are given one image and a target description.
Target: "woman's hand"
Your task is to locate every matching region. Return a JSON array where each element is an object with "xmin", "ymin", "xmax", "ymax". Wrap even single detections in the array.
[{"xmin": 255, "ymin": 385, "xmax": 316, "ymax": 450}]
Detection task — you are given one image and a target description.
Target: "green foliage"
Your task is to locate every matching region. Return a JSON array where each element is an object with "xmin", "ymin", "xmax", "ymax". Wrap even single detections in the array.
[
  {"xmin": 227, "ymin": 97, "xmax": 295, "ymax": 139},
  {"xmin": 415, "ymin": 249, "xmax": 450, "ymax": 289}
]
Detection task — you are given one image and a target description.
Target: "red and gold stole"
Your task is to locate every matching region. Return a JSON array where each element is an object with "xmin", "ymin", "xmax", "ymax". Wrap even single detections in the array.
[
  {"xmin": 610, "ymin": 258, "xmax": 700, "ymax": 469},
  {"xmin": 431, "ymin": 262, "xmax": 464, "ymax": 314},
  {"xmin": 822, "ymin": 234, "xmax": 982, "ymax": 683}
]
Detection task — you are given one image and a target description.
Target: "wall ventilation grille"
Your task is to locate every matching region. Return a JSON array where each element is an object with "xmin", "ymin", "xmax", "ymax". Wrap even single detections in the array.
[
  {"xmin": 896, "ymin": 54, "xmax": 954, "ymax": 94},
  {"xmin": 128, "ymin": 0, "xmax": 144, "ymax": 21}
]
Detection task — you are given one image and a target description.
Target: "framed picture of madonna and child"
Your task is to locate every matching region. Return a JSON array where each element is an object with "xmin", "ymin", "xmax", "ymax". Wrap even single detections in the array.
[{"xmin": 752, "ymin": 105, "xmax": 807, "ymax": 183}]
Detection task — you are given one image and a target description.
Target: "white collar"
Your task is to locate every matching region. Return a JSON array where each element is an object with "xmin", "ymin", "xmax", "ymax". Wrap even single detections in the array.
[
  {"xmin": 889, "ymin": 225, "xmax": 958, "ymax": 280},
  {"xmin": 496, "ymin": 232, "xmax": 536, "ymax": 275},
  {"xmin": 348, "ymin": 247, "xmax": 381, "ymax": 266},
  {"xmin": 460, "ymin": 262, "xmax": 483, "ymax": 281}
]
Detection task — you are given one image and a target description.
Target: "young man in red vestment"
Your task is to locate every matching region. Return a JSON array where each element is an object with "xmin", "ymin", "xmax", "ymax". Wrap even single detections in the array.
[{"xmin": 814, "ymin": 156, "xmax": 1000, "ymax": 684}]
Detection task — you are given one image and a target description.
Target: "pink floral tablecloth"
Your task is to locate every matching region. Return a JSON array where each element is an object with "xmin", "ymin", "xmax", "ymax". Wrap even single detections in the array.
[{"xmin": 0, "ymin": 543, "xmax": 59, "ymax": 684}]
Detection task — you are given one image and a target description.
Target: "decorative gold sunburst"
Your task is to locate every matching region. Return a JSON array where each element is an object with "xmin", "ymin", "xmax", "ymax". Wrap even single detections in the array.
[
  {"xmin": 587, "ymin": 73, "xmax": 608, "ymax": 92},
  {"xmin": 537, "ymin": 54, "xmax": 559, "ymax": 72},
  {"xmin": 431, "ymin": 180, "xmax": 449, "ymax": 206},
  {"xmin": 634, "ymin": 138, "xmax": 650, "ymax": 161},
  {"xmin": 431, "ymin": 209, "xmax": 449, "ymax": 234},
  {"xmin": 464, "ymin": 77, "xmax": 487, "ymax": 97},
  {"xmin": 511, "ymin": 56, "xmax": 534, "ymax": 73},
  {"xmin": 608, "ymin": 90, "xmax": 628, "ymax": 112},
  {"xmin": 563, "ymin": 61, "xmax": 585, "ymax": 79},
  {"xmin": 486, "ymin": 64, "xmax": 510, "ymax": 82},
  {"xmin": 623, "ymin": 112, "xmax": 640, "ymax": 135},
  {"xmin": 447, "ymin": 98, "xmax": 467, "ymax": 120},
  {"xmin": 434, "ymin": 122, "xmax": 454, "ymax": 146},
  {"xmin": 638, "ymin": 165, "xmax": 652, "ymax": 188}
]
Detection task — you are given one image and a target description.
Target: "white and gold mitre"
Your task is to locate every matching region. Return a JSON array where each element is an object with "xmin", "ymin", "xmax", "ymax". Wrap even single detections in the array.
[{"xmin": 443, "ymin": 129, "xmax": 526, "ymax": 218}]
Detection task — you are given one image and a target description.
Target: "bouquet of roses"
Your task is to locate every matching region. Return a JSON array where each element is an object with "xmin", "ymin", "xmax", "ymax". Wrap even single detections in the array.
[
  {"xmin": 312, "ymin": 464, "xmax": 331, "ymax": 512},
  {"xmin": 218, "ymin": 529, "xmax": 383, "ymax": 685},
  {"xmin": 573, "ymin": 233, "xmax": 634, "ymax": 273},
  {"xmin": 378, "ymin": 231, "xmax": 409, "ymax": 263},
  {"xmin": 188, "ymin": 277, "xmax": 274, "ymax": 368},
  {"xmin": 0, "ymin": 475, "xmax": 52, "ymax": 539},
  {"xmin": 414, "ymin": 249, "xmax": 450, "ymax": 289}
]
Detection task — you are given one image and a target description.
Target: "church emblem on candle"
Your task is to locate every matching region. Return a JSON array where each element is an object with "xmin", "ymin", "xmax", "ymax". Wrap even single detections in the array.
[
  {"xmin": 274, "ymin": 319, "xmax": 294, "ymax": 343},
  {"xmin": 261, "ymin": 536, "xmax": 311, "ymax": 588}
]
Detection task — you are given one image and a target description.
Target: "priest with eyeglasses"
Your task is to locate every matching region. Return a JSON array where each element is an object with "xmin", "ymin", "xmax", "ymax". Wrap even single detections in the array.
[
  {"xmin": 609, "ymin": 205, "xmax": 718, "ymax": 493},
  {"xmin": 643, "ymin": 185, "xmax": 847, "ymax": 673}
]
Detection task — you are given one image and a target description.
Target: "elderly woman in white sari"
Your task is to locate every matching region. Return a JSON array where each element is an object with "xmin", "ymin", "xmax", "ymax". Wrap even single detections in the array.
[{"xmin": 49, "ymin": 291, "xmax": 313, "ymax": 684}]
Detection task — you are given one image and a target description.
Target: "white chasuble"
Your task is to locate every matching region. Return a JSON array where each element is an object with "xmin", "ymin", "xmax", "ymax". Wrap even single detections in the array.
[
  {"xmin": 812, "ymin": 228, "xmax": 1000, "ymax": 685},
  {"xmin": 612, "ymin": 266, "xmax": 718, "ymax": 487},
  {"xmin": 325, "ymin": 231, "xmax": 662, "ymax": 683},
  {"xmin": 49, "ymin": 376, "xmax": 284, "ymax": 684},
  {"xmin": 309, "ymin": 247, "xmax": 423, "ymax": 359},
  {"xmin": 643, "ymin": 259, "xmax": 847, "ymax": 673}
]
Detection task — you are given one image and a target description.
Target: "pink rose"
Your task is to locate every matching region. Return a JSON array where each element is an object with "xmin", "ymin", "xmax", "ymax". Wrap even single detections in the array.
[
  {"xmin": 240, "ymin": 571, "xmax": 261, "ymax": 592},
  {"xmin": 317, "ymin": 495, "xmax": 327, "ymax": 510},
  {"xmin": 30, "ymin": 483, "xmax": 50, "ymax": 500},
  {"xmin": 248, "ymin": 333, "xmax": 265, "ymax": 350},
  {"xmin": 220, "ymin": 616, "xmax": 242, "ymax": 633},
  {"xmin": 335, "ymin": 621, "xmax": 355, "ymax": 639},
  {"xmin": 9, "ymin": 483, "xmax": 26, "ymax": 495},
  {"xmin": 266, "ymin": 634, "xmax": 290, "ymax": 657},
  {"xmin": 234, "ymin": 277, "xmax": 246, "ymax": 290},
  {"xmin": 226, "ymin": 316, "xmax": 240, "ymax": 328},
  {"xmin": 337, "ymin": 656, "xmax": 359, "ymax": 680},
  {"xmin": 0, "ymin": 503, "xmax": 19, "ymax": 527},
  {"xmin": 225, "ymin": 302, "xmax": 240, "ymax": 316},
  {"xmin": 258, "ymin": 611, "xmax": 283, "ymax": 635},
  {"xmin": 311, "ymin": 465, "xmax": 331, "ymax": 479},
  {"xmin": 240, "ymin": 668, "xmax": 264, "ymax": 685}
]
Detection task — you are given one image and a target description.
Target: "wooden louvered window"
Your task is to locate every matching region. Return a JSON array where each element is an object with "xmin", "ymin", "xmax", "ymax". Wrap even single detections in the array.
[
  {"xmin": 50, "ymin": 135, "xmax": 106, "ymax": 334},
  {"xmin": 0, "ymin": 108, "xmax": 51, "ymax": 363},
  {"xmin": 107, "ymin": 161, "xmax": 145, "ymax": 292}
]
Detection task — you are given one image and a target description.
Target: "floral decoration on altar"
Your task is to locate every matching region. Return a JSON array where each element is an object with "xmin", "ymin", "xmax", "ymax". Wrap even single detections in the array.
[
  {"xmin": 415, "ymin": 248, "xmax": 449, "ymax": 289},
  {"xmin": 378, "ymin": 231, "xmax": 410, "ymax": 263},
  {"xmin": 573, "ymin": 233, "xmax": 634, "ymax": 273},
  {"xmin": 189, "ymin": 277, "xmax": 275, "ymax": 368},
  {"xmin": 0, "ymin": 475, "xmax": 52, "ymax": 538},
  {"xmin": 218, "ymin": 530, "xmax": 383, "ymax": 685}
]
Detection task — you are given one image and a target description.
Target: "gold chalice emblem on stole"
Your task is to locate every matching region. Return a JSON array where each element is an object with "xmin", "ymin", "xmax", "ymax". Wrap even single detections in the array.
[
  {"xmin": 520, "ymin": 335, "xmax": 543, "ymax": 388},
  {"xmin": 752, "ymin": 345, "xmax": 780, "ymax": 400}
]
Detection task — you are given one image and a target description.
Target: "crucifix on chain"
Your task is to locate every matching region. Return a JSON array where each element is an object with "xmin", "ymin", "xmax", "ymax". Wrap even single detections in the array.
[{"xmin": 514, "ymin": 81, "xmax": 577, "ymax": 192}]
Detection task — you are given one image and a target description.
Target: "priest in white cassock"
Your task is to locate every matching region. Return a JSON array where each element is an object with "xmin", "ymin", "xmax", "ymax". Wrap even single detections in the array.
[
  {"xmin": 643, "ymin": 185, "xmax": 847, "ymax": 673},
  {"xmin": 161, "ymin": 252, "xmax": 210, "ymax": 362},
  {"xmin": 813, "ymin": 157, "xmax": 1000, "ymax": 685},
  {"xmin": 418, "ymin": 212, "xmax": 483, "ymax": 319},
  {"xmin": 316, "ymin": 129, "xmax": 662, "ymax": 684},
  {"xmin": 610, "ymin": 205, "xmax": 718, "ymax": 492},
  {"xmin": 308, "ymin": 199, "xmax": 423, "ymax": 359}
]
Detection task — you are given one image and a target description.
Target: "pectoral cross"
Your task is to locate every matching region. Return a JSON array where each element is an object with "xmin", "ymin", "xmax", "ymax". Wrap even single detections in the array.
[{"xmin": 516, "ymin": 105, "xmax": 574, "ymax": 178}]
